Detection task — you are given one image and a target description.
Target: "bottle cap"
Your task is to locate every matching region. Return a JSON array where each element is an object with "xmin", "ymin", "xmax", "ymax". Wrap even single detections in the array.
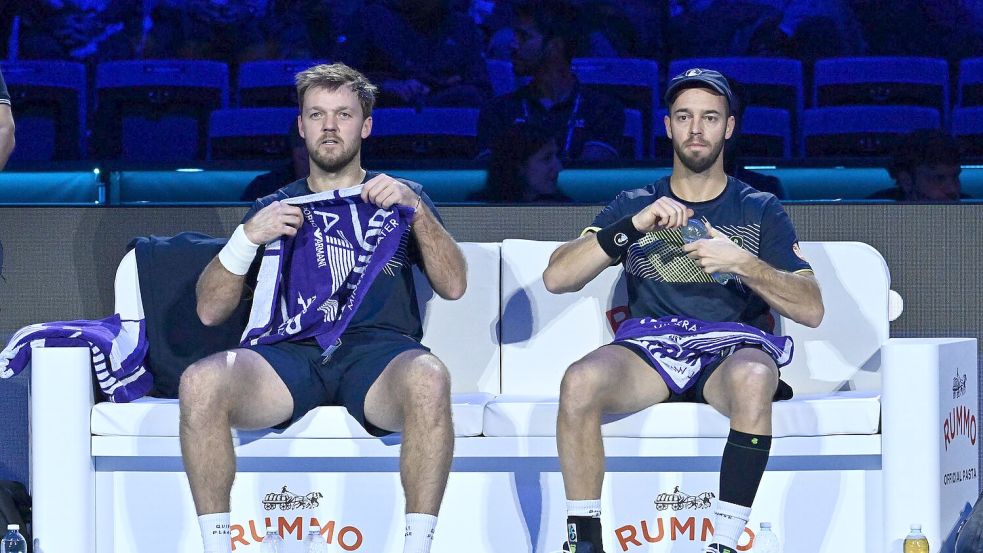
[
  {"xmin": 6, "ymin": 524, "xmax": 18, "ymax": 530},
  {"xmin": 911, "ymin": 523, "xmax": 922, "ymax": 531},
  {"xmin": 760, "ymin": 522, "xmax": 772, "ymax": 529}
]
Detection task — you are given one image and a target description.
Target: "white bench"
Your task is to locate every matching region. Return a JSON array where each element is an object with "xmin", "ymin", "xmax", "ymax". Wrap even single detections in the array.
[{"xmin": 29, "ymin": 241, "xmax": 977, "ymax": 553}]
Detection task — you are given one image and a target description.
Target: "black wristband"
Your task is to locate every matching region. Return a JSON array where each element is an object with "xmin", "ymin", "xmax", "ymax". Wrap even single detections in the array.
[{"xmin": 594, "ymin": 215, "xmax": 644, "ymax": 259}]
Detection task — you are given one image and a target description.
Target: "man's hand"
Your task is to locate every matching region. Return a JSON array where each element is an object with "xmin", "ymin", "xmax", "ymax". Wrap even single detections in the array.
[
  {"xmin": 243, "ymin": 200, "xmax": 304, "ymax": 244},
  {"xmin": 682, "ymin": 222, "xmax": 753, "ymax": 275},
  {"xmin": 631, "ymin": 196, "xmax": 694, "ymax": 232},
  {"xmin": 383, "ymin": 79, "xmax": 430, "ymax": 103},
  {"xmin": 361, "ymin": 173, "xmax": 421, "ymax": 212}
]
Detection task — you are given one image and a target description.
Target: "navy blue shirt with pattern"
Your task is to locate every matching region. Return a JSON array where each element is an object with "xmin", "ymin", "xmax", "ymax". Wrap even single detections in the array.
[
  {"xmin": 588, "ymin": 176, "xmax": 812, "ymax": 332},
  {"xmin": 242, "ymin": 172, "xmax": 439, "ymax": 341}
]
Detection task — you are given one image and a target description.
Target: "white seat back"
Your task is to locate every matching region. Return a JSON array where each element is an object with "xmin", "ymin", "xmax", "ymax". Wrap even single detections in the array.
[
  {"xmin": 416, "ymin": 242, "xmax": 502, "ymax": 394},
  {"xmin": 500, "ymin": 240, "xmax": 890, "ymax": 396},
  {"xmin": 113, "ymin": 249, "xmax": 144, "ymax": 320}
]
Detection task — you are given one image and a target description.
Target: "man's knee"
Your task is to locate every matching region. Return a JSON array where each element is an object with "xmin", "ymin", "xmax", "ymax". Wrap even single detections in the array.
[
  {"xmin": 401, "ymin": 354, "xmax": 452, "ymax": 410},
  {"xmin": 559, "ymin": 357, "xmax": 609, "ymax": 411},
  {"xmin": 179, "ymin": 356, "xmax": 230, "ymax": 416},
  {"xmin": 726, "ymin": 360, "xmax": 779, "ymax": 402}
]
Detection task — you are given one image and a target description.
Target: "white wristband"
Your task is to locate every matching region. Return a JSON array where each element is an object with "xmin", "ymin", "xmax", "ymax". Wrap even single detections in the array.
[{"xmin": 218, "ymin": 225, "xmax": 259, "ymax": 276}]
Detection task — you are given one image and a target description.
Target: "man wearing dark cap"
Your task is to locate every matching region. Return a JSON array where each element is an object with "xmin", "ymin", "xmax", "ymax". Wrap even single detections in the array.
[
  {"xmin": 0, "ymin": 66, "xmax": 14, "ymax": 170},
  {"xmin": 543, "ymin": 68, "xmax": 824, "ymax": 553}
]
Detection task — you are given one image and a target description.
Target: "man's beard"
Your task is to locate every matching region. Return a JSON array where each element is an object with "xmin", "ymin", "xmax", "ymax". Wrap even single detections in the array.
[
  {"xmin": 308, "ymin": 139, "xmax": 360, "ymax": 174},
  {"xmin": 672, "ymin": 137, "xmax": 725, "ymax": 174}
]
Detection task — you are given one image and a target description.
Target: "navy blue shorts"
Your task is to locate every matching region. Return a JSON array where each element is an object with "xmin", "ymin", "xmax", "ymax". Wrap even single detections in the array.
[
  {"xmin": 246, "ymin": 331, "xmax": 429, "ymax": 436},
  {"xmin": 617, "ymin": 343, "xmax": 793, "ymax": 404}
]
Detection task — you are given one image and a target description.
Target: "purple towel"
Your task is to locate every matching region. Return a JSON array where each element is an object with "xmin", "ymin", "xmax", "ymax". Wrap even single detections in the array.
[
  {"xmin": 613, "ymin": 316, "xmax": 793, "ymax": 394},
  {"xmin": 0, "ymin": 314, "xmax": 152, "ymax": 402},
  {"xmin": 242, "ymin": 185, "xmax": 414, "ymax": 354}
]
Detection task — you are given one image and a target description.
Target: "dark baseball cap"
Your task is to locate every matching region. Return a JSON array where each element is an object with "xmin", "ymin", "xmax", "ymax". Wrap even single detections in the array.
[{"xmin": 664, "ymin": 68, "xmax": 736, "ymax": 112}]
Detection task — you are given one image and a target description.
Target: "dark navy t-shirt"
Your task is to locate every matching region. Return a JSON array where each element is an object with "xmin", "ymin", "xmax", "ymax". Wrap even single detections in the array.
[
  {"xmin": 589, "ymin": 176, "xmax": 812, "ymax": 331},
  {"xmin": 242, "ymin": 172, "xmax": 439, "ymax": 340},
  {"xmin": 0, "ymin": 69, "xmax": 9, "ymax": 105}
]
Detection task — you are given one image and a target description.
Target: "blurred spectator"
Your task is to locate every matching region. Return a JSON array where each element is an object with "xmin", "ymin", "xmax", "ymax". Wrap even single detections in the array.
[
  {"xmin": 849, "ymin": 0, "xmax": 981, "ymax": 61},
  {"xmin": 240, "ymin": 119, "xmax": 310, "ymax": 202},
  {"xmin": 668, "ymin": 1, "xmax": 788, "ymax": 58},
  {"xmin": 145, "ymin": 0, "xmax": 274, "ymax": 62},
  {"xmin": 18, "ymin": 1, "xmax": 149, "ymax": 62},
  {"xmin": 0, "ymin": 67, "xmax": 14, "ymax": 170},
  {"xmin": 333, "ymin": 0, "xmax": 491, "ymax": 107},
  {"xmin": 470, "ymin": 123, "xmax": 569, "ymax": 203},
  {"xmin": 868, "ymin": 129, "xmax": 968, "ymax": 201},
  {"xmin": 477, "ymin": 0, "xmax": 624, "ymax": 161}
]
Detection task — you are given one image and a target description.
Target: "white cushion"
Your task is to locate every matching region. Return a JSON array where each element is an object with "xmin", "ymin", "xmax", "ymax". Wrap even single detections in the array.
[
  {"xmin": 91, "ymin": 393, "xmax": 493, "ymax": 438},
  {"xmin": 482, "ymin": 391, "xmax": 880, "ymax": 438}
]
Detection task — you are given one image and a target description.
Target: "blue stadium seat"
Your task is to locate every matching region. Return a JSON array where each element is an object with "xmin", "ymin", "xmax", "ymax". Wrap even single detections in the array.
[
  {"xmin": 237, "ymin": 60, "xmax": 321, "ymax": 107},
  {"xmin": 95, "ymin": 60, "xmax": 229, "ymax": 161},
  {"xmin": 622, "ymin": 108, "xmax": 643, "ymax": 160},
  {"xmin": 485, "ymin": 59, "xmax": 517, "ymax": 97},
  {"xmin": 801, "ymin": 106, "xmax": 941, "ymax": 157},
  {"xmin": 208, "ymin": 108, "xmax": 299, "ymax": 160},
  {"xmin": 668, "ymin": 57, "xmax": 804, "ymax": 122},
  {"xmin": 952, "ymin": 107, "xmax": 983, "ymax": 156},
  {"xmin": 740, "ymin": 107, "xmax": 792, "ymax": 158},
  {"xmin": 572, "ymin": 58, "xmax": 660, "ymax": 155},
  {"xmin": 363, "ymin": 108, "xmax": 479, "ymax": 160},
  {"xmin": 958, "ymin": 58, "xmax": 983, "ymax": 107},
  {"xmin": 813, "ymin": 57, "xmax": 949, "ymax": 120},
  {"xmin": 0, "ymin": 61, "xmax": 86, "ymax": 161}
]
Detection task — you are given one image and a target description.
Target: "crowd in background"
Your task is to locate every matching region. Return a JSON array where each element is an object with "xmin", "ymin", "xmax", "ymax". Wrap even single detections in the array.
[{"xmin": 1, "ymin": 1, "xmax": 980, "ymax": 71}]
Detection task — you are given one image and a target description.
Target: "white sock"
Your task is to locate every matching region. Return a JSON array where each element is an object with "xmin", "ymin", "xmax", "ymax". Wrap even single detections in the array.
[
  {"xmin": 198, "ymin": 512, "xmax": 232, "ymax": 553},
  {"xmin": 710, "ymin": 500, "xmax": 752, "ymax": 548},
  {"xmin": 566, "ymin": 499, "xmax": 602, "ymax": 518},
  {"xmin": 403, "ymin": 513, "xmax": 437, "ymax": 553}
]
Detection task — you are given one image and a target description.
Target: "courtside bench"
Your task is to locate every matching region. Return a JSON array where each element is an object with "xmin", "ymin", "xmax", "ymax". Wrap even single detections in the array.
[{"xmin": 29, "ymin": 241, "xmax": 976, "ymax": 552}]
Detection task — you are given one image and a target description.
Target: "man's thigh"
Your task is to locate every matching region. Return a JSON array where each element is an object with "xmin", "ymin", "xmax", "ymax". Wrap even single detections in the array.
[
  {"xmin": 570, "ymin": 344, "xmax": 673, "ymax": 415},
  {"xmin": 201, "ymin": 347, "xmax": 296, "ymax": 430}
]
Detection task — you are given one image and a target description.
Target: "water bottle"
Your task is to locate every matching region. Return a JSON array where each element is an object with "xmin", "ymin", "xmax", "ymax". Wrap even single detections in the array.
[
  {"xmin": 260, "ymin": 526, "xmax": 285, "ymax": 553},
  {"xmin": 1, "ymin": 525, "xmax": 27, "ymax": 553},
  {"xmin": 679, "ymin": 217, "xmax": 733, "ymax": 284},
  {"xmin": 303, "ymin": 529, "xmax": 329, "ymax": 553},
  {"xmin": 754, "ymin": 522, "xmax": 780, "ymax": 552},
  {"xmin": 904, "ymin": 524, "xmax": 930, "ymax": 553}
]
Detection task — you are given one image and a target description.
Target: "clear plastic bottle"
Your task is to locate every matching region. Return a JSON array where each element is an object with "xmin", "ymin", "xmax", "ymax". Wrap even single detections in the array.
[
  {"xmin": 260, "ymin": 526, "xmax": 285, "ymax": 553},
  {"xmin": 680, "ymin": 217, "xmax": 734, "ymax": 284},
  {"xmin": 904, "ymin": 524, "xmax": 930, "ymax": 553},
  {"xmin": 754, "ymin": 522, "xmax": 780, "ymax": 553},
  {"xmin": 1, "ymin": 524, "xmax": 27, "ymax": 553},
  {"xmin": 303, "ymin": 528, "xmax": 329, "ymax": 553}
]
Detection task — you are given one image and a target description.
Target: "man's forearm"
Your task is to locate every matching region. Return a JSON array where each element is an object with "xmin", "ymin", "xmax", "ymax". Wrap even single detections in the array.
[
  {"xmin": 412, "ymin": 205, "xmax": 467, "ymax": 300},
  {"xmin": 195, "ymin": 258, "xmax": 247, "ymax": 326},
  {"xmin": 542, "ymin": 233, "xmax": 616, "ymax": 294},
  {"xmin": 737, "ymin": 257, "xmax": 824, "ymax": 328}
]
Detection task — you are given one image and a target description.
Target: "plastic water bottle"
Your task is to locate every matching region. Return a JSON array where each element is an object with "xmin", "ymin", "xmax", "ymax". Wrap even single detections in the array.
[
  {"xmin": 1, "ymin": 525, "xmax": 27, "ymax": 553},
  {"xmin": 303, "ymin": 529, "xmax": 329, "ymax": 553},
  {"xmin": 260, "ymin": 526, "xmax": 285, "ymax": 553},
  {"xmin": 904, "ymin": 524, "xmax": 930, "ymax": 553},
  {"xmin": 754, "ymin": 522, "xmax": 780, "ymax": 552},
  {"xmin": 680, "ymin": 218, "xmax": 733, "ymax": 284}
]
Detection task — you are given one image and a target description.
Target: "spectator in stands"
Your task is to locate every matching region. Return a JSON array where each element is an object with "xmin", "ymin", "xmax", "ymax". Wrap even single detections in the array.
[
  {"xmin": 0, "ymin": 67, "xmax": 14, "ymax": 170},
  {"xmin": 470, "ymin": 123, "xmax": 570, "ymax": 203},
  {"xmin": 18, "ymin": 0, "xmax": 148, "ymax": 62},
  {"xmin": 240, "ymin": 121, "xmax": 310, "ymax": 202},
  {"xmin": 477, "ymin": 0, "xmax": 624, "ymax": 161},
  {"xmin": 668, "ymin": 1, "xmax": 788, "ymax": 58},
  {"xmin": 333, "ymin": 0, "xmax": 491, "ymax": 107},
  {"xmin": 145, "ymin": 0, "xmax": 273, "ymax": 63},
  {"xmin": 849, "ymin": 0, "xmax": 981, "ymax": 61},
  {"xmin": 869, "ymin": 129, "xmax": 968, "ymax": 202}
]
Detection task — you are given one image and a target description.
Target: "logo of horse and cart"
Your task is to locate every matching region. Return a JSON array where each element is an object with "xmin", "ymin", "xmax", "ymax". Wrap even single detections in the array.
[
  {"xmin": 953, "ymin": 367, "xmax": 968, "ymax": 399},
  {"xmin": 654, "ymin": 486, "xmax": 715, "ymax": 511},
  {"xmin": 262, "ymin": 486, "xmax": 324, "ymax": 511}
]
